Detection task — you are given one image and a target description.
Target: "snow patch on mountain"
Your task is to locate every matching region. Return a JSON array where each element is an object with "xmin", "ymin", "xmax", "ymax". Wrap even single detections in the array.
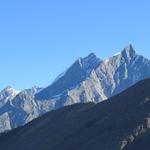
[{"xmin": 0, "ymin": 44, "xmax": 150, "ymax": 133}]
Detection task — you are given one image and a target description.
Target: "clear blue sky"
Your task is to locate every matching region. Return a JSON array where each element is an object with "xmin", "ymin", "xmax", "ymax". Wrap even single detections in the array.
[{"xmin": 0, "ymin": 0, "xmax": 149, "ymax": 91}]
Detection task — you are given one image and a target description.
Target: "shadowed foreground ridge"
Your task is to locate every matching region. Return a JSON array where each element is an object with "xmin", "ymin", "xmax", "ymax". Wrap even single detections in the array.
[
  {"xmin": 1, "ymin": 45, "xmax": 150, "ymax": 133},
  {"xmin": 0, "ymin": 78, "xmax": 150, "ymax": 150}
]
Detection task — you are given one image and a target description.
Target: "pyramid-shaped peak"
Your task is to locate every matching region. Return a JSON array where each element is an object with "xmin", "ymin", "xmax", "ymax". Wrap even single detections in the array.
[
  {"xmin": 4, "ymin": 86, "xmax": 13, "ymax": 90},
  {"xmin": 75, "ymin": 53, "xmax": 100, "ymax": 67},
  {"xmin": 82, "ymin": 53, "xmax": 100, "ymax": 70},
  {"xmin": 124, "ymin": 44, "xmax": 136, "ymax": 52},
  {"xmin": 0, "ymin": 86, "xmax": 19, "ymax": 97},
  {"xmin": 121, "ymin": 44, "xmax": 136, "ymax": 58},
  {"xmin": 83, "ymin": 53, "xmax": 100, "ymax": 62},
  {"xmin": 85, "ymin": 52, "xmax": 97, "ymax": 58},
  {"xmin": 2, "ymin": 86, "xmax": 17, "ymax": 93}
]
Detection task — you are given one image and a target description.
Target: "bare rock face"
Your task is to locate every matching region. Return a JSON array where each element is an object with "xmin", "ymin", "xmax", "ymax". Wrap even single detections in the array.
[
  {"xmin": 95, "ymin": 44, "xmax": 150, "ymax": 97},
  {"xmin": 36, "ymin": 53, "xmax": 101, "ymax": 100},
  {"xmin": 0, "ymin": 113, "xmax": 11, "ymax": 133},
  {"xmin": 36, "ymin": 44, "xmax": 150, "ymax": 110},
  {"xmin": 0, "ymin": 44, "xmax": 150, "ymax": 133},
  {"xmin": 0, "ymin": 86, "xmax": 42, "ymax": 132},
  {"xmin": 0, "ymin": 86, "xmax": 19, "ymax": 108},
  {"xmin": 1, "ymin": 78, "xmax": 150, "ymax": 150},
  {"xmin": 0, "ymin": 87, "xmax": 19, "ymax": 132}
]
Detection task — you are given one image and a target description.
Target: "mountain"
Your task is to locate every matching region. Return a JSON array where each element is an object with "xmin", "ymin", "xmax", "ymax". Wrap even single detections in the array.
[
  {"xmin": 36, "ymin": 53, "xmax": 101, "ymax": 100},
  {"xmin": 0, "ymin": 86, "xmax": 19, "ymax": 108},
  {"xmin": 0, "ymin": 87, "xmax": 19, "ymax": 133},
  {"xmin": 0, "ymin": 86, "xmax": 42, "ymax": 133},
  {"xmin": 1, "ymin": 78, "xmax": 150, "ymax": 150},
  {"xmin": 35, "ymin": 44, "xmax": 150, "ymax": 108},
  {"xmin": 0, "ymin": 44, "xmax": 150, "ymax": 133},
  {"xmin": 95, "ymin": 44, "xmax": 150, "ymax": 96}
]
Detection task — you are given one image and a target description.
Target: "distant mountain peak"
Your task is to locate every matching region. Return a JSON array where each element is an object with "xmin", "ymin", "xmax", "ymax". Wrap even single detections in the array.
[
  {"xmin": 0, "ymin": 86, "xmax": 19, "ymax": 109},
  {"xmin": 3, "ymin": 86, "xmax": 13, "ymax": 90},
  {"xmin": 1, "ymin": 86, "xmax": 19, "ymax": 95},
  {"xmin": 84, "ymin": 52, "xmax": 97, "ymax": 59},
  {"xmin": 82, "ymin": 53, "xmax": 101, "ymax": 71},
  {"xmin": 67, "ymin": 53, "xmax": 100, "ymax": 72},
  {"xmin": 121, "ymin": 44, "xmax": 136, "ymax": 59}
]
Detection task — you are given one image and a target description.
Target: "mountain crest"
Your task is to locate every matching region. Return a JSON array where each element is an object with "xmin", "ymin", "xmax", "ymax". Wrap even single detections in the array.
[
  {"xmin": 1, "ymin": 44, "xmax": 150, "ymax": 134},
  {"xmin": 83, "ymin": 53, "xmax": 97, "ymax": 60},
  {"xmin": 1, "ymin": 86, "xmax": 19, "ymax": 95},
  {"xmin": 82, "ymin": 53, "xmax": 100, "ymax": 71},
  {"xmin": 3, "ymin": 86, "xmax": 13, "ymax": 91},
  {"xmin": 121, "ymin": 44, "xmax": 136, "ymax": 59}
]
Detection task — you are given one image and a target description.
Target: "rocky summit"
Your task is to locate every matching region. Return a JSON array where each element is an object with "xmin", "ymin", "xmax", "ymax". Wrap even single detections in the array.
[
  {"xmin": 0, "ymin": 78, "xmax": 150, "ymax": 150},
  {"xmin": 0, "ymin": 44, "xmax": 150, "ymax": 133}
]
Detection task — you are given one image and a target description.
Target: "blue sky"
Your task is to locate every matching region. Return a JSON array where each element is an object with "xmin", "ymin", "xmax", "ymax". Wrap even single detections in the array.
[{"xmin": 0, "ymin": 0, "xmax": 150, "ymax": 91}]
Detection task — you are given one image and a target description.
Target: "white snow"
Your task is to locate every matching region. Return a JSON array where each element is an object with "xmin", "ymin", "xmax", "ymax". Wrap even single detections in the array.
[
  {"xmin": 113, "ymin": 52, "xmax": 121, "ymax": 56},
  {"xmin": 104, "ymin": 58, "xmax": 109, "ymax": 63}
]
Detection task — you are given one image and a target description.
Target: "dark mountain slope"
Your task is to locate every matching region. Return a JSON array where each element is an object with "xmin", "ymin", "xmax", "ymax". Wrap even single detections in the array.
[
  {"xmin": 1, "ymin": 45, "xmax": 150, "ymax": 133},
  {"xmin": 0, "ymin": 78, "xmax": 150, "ymax": 150}
]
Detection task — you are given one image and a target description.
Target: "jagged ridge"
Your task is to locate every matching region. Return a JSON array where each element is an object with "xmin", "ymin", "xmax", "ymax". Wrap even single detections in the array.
[{"xmin": 0, "ymin": 44, "xmax": 150, "ymax": 133}]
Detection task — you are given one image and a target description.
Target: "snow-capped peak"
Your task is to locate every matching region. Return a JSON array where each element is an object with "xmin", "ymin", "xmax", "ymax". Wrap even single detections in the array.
[
  {"xmin": 0, "ymin": 86, "xmax": 19, "ymax": 97},
  {"xmin": 0, "ymin": 86, "xmax": 19, "ymax": 108}
]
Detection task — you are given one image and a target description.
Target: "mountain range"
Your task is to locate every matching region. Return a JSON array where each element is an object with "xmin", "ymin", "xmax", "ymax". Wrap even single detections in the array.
[
  {"xmin": 0, "ymin": 44, "xmax": 150, "ymax": 133},
  {"xmin": 0, "ymin": 78, "xmax": 150, "ymax": 150}
]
